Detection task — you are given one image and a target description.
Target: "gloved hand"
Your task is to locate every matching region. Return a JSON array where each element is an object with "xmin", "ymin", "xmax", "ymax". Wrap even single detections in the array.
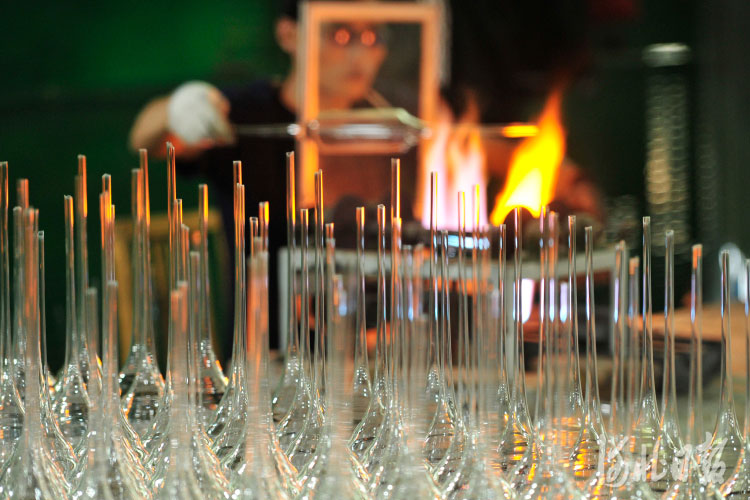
[{"xmin": 167, "ymin": 81, "xmax": 234, "ymax": 146}]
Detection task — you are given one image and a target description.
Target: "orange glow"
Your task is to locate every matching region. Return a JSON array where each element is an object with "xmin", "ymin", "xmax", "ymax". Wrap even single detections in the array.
[
  {"xmin": 334, "ymin": 28, "xmax": 351, "ymax": 46},
  {"xmin": 361, "ymin": 29, "xmax": 377, "ymax": 47},
  {"xmin": 500, "ymin": 123, "xmax": 539, "ymax": 139},
  {"xmin": 422, "ymin": 110, "xmax": 487, "ymax": 230},
  {"xmin": 489, "ymin": 90, "xmax": 566, "ymax": 225}
]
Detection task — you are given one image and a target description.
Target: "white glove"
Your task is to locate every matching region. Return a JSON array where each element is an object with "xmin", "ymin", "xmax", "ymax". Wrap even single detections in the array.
[{"xmin": 167, "ymin": 81, "xmax": 233, "ymax": 145}]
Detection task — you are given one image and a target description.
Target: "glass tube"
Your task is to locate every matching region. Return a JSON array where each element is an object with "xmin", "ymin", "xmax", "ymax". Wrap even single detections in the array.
[
  {"xmin": 0, "ymin": 161, "xmax": 23, "ymax": 472},
  {"xmin": 376, "ymin": 223, "xmax": 436, "ymax": 499},
  {"xmin": 433, "ymin": 193, "xmax": 470, "ymax": 490},
  {"xmin": 689, "ymin": 245, "xmax": 704, "ymax": 451},
  {"xmin": 151, "ymin": 286, "xmax": 202, "ymax": 500},
  {"xmin": 0, "ymin": 208, "xmax": 70, "ymax": 500},
  {"xmin": 34, "ymin": 229, "xmax": 79, "ymax": 483},
  {"xmin": 38, "ymin": 230, "xmax": 49, "ymax": 415},
  {"xmin": 276, "ymin": 208, "xmax": 312, "ymax": 459},
  {"xmin": 261, "ymin": 236, "xmax": 302, "ymax": 495},
  {"xmin": 480, "ymin": 223, "xmax": 492, "ymax": 433},
  {"xmin": 411, "ymin": 241, "xmax": 426, "ymax": 434},
  {"xmin": 571, "ymin": 226, "xmax": 607, "ymax": 482},
  {"xmin": 100, "ymin": 282, "xmax": 153, "ymax": 495},
  {"xmin": 367, "ymin": 217, "xmax": 406, "ymax": 494},
  {"xmin": 407, "ymin": 242, "xmax": 428, "ymax": 449},
  {"xmin": 508, "ymin": 210, "xmax": 550, "ymax": 489},
  {"xmin": 183, "ymin": 263, "xmax": 227, "ymax": 485},
  {"xmin": 423, "ymin": 173, "xmax": 457, "ymax": 469},
  {"xmin": 548, "ymin": 213, "xmax": 562, "ymax": 436},
  {"xmin": 302, "ymin": 253, "xmax": 369, "ymax": 500},
  {"xmin": 140, "ymin": 198, "xmax": 183, "ymax": 459},
  {"xmin": 40, "ymin": 228, "xmax": 79, "ymax": 488},
  {"xmin": 100, "ymin": 175, "xmax": 112, "ymax": 290},
  {"xmin": 313, "ymin": 171, "xmax": 325, "ymax": 404},
  {"xmin": 70, "ymin": 286, "xmax": 116, "ymax": 500},
  {"xmin": 75, "ymin": 156, "xmax": 95, "ymax": 387},
  {"xmin": 174, "ymin": 251, "xmax": 230, "ymax": 498},
  {"xmin": 518, "ymin": 213, "xmax": 583, "ymax": 500},
  {"xmin": 550, "ymin": 213, "xmax": 578, "ymax": 465},
  {"xmin": 230, "ymin": 248, "xmax": 294, "ymax": 499},
  {"xmin": 32, "ymin": 227, "xmax": 78, "ymax": 488},
  {"xmin": 632, "ymin": 217, "xmax": 661, "ymax": 459},
  {"xmin": 588, "ymin": 242, "xmax": 627, "ymax": 499},
  {"xmin": 628, "ymin": 256, "xmax": 641, "ymax": 430},
  {"xmin": 457, "ymin": 226, "xmax": 516, "ymax": 500},
  {"xmin": 103, "ymin": 188, "xmax": 150, "ymax": 454},
  {"xmin": 535, "ymin": 207, "xmax": 550, "ymax": 435},
  {"xmin": 605, "ymin": 242, "xmax": 628, "ymax": 479},
  {"xmin": 664, "ymin": 245, "xmax": 724, "ymax": 499},
  {"xmin": 374, "ymin": 226, "xmax": 452, "ymax": 493},
  {"xmin": 11, "ymin": 205, "xmax": 23, "ymax": 400},
  {"xmin": 424, "ymin": 172, "xmax": 443, "ymax": 432},
  {"xmin": 121, "ymin": 150, "xmax": 165, "ymax": 437},
  {"xmin": 166, "ymin": 144, "xmax": 177, "ymax": 290},
  {"xmin": 603, "ymin": 257, "xmax": 658, "ymax": 500},
  {"xmin": 648, "ymin": 230, "xmax": 683, "ymax": 492},
  {"xmin": 390, "ymin": 162, "xmax": 401, "ymax": 435},
  {"xmin": 352, "ymin": 205, "xmax": 388, "ymax": 470},
  {"xmin": 401, "ymin": 242, "xmax": 416, "ymax": 434},
  {"xmin": 66, "ymin": 161, "xmax": 91, "ymax": 394},
  {"xmin": 301, "ymin": 237, "xmax": 353, "ymax": 497},
  {"xmin": 471, "ymin": 187, "xmax": 482, "ymax": 438},
  {"xmin": 350, "ymin": 205, "xmax": 387, "ymax": 464},
  {"xmin": 480, "ymin": 224, "xmax": 511, "ymax": 475},
  {"xmin": 286, "ymin": 174, "xmax": 326, "ymax": 478},
  {"xmin": 721, "ymin": 257, "xmax": 750, "ymax": 496},
  {"xmin": 709, "ymin": 250, "xmax": 744, "ymax": 484},
  {"xmin": 73, "ymin": 282, "xmax": 152, "ymax": 500},
  {"xmin": 453, "ymin": 214, "xmax": 515, "ymax": 499},
  {"xmin": 272, "ymin": 151, "xmax": 300, "ymax": 424},
  {"xmin": 119, "ymin": 168, "xmax": 146, "ymax": 393},
  {"xmin": 39, "ymin": 229, "xmax": 80, "ymax": 475},
  {"xmin": 435, "ymin": 229, "xmax": 458, "ymax": 459},
  {"xmin": 351, "ymin": 206, "xmax": 371, "ymax": 427},
  {"xmin": 248, "ymin": 217, "xmax": 258, "ymax": 258},
  {"xmin": 497, "ymin": 208, "xmax": 534, "ymax": 479},
  {"xmin": 492, "ymin": 223, "xmax": 511, "ymax": 465},
  {"xmin": 74, "ymin": 178, "xmax": 151, "ymax": 491},
  {"xmin": 564, "ymin": 216, "xmax": 584, "ymax": 451},
  {"xmin": 209, "ymin": 183, "xmax": 249, "ymax": 457},
  {"xmin": 382, "ymin": 245, "xmax": 439, "ymax": 499},
  {"xmin": 609, "ymin": 242, "xmax": 628, "ymax": 440},
  {"xmin": 52, "ymin": 195, "xmax": 91, "ymax": 450},
  {"xmin": 12, "ymin": 179, "xmax": 29, "ymax": 400},
  {"xmin": 76, "ymin": 182, "xmax": 98, "ymax": 400},
  {"xmin": 193, "ymin": 184, "xmax": 227, "ymax": 424}
]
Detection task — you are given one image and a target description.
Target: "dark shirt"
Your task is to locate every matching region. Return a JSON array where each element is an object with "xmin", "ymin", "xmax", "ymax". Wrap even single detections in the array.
[{"xmin": 180, "ymin": 80, "xmax": 294, "ymax": 349}]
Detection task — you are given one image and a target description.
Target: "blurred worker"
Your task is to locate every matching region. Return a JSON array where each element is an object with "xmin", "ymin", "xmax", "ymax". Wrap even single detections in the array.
[{"xmin": 128, "ymin": 0, "xmax": 389, "ymax": 348}]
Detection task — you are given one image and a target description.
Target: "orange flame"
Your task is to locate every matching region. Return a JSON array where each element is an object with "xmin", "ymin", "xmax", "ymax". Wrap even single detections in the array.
[
  {"xmin": 422, "ymin": 104, "xmax": 487, "ymax": 230},
  {"xmin": 489, "ymin": 90, "xmax": 566, "ymax": 225}
]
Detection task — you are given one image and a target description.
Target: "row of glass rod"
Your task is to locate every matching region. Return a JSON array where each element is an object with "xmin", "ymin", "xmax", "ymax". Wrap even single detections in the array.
[{"xmin": 0, "ymin": 148, "xmax": 749, "ymax": 500}]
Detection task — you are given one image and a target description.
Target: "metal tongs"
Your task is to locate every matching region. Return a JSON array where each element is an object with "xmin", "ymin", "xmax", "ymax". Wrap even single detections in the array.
[{"xmin": 233, "ymin": 107, "xmax": 537, "ymax": 155}]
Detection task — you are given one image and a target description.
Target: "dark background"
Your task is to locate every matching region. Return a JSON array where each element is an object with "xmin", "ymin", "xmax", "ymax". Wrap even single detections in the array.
[{"xmin": 1, "ymin": 0, "xmax": 748, "ymax": 370}]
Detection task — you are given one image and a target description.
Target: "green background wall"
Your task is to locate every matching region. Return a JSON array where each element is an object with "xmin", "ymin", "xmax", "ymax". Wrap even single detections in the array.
[
  {"xmin": 0, "ymin": 2, "xmax": 288, "ymax": 370},
  {"xmin": 1, "ymin": 1, "xmax": 747, "ymax": 371}
]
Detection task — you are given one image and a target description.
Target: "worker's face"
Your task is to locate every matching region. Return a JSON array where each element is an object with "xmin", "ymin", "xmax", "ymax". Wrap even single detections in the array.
[{"xmin": 318, "ymin": 22, "xmax": 388, "ymax": 109}]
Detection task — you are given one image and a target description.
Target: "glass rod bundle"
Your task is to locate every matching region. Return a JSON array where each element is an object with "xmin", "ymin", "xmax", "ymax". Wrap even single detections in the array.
[{"xmin": 0, "ymin": 150, "xmax": 747, "ymax": 500}]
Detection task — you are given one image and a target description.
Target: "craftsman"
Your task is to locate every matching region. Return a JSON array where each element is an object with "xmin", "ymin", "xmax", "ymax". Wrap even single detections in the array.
[{"xmin": 128, "ymin": 0, "xmax": 388, "ymax": 347}]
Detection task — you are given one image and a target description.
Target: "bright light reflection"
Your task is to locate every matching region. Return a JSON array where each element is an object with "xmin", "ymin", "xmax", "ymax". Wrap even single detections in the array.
[
  {"xmin": 511, "ymin": 278, "xmax": 535, "ymax": 324},
  {"xmin": 560, "ymin": 281, "xmax": 568, "ymax": 322}
]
